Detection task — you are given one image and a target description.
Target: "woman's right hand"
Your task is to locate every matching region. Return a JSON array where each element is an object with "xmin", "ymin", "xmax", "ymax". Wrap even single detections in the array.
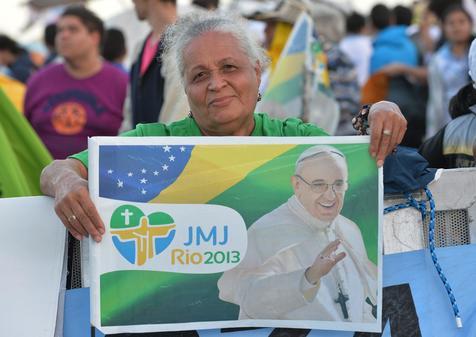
[{"xmin": 41, "ymin": 159, "xmax": 105, "ymax": 242}]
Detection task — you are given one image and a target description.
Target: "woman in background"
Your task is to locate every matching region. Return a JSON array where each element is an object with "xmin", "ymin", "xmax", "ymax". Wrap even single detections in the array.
[{"xmin": 426, "ymin": 5, "xmax": 474, "ymax": 138}]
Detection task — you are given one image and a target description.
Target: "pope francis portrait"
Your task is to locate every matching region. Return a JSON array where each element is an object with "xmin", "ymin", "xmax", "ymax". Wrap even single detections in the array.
[{"xmin": 217, "ymin": 145, "xmax": 378, "ymax": 323}]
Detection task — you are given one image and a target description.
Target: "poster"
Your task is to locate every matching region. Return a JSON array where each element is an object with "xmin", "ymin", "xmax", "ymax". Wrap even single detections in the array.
[{"xmin": 88, "ymin": 136, "xmax": 382, "ymax": 334}]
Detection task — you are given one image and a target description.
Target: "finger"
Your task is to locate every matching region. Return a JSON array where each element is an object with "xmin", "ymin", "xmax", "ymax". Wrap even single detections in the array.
[
  {"xmin": 55, "ymin": 203, "xmax": 85, "ymax": 237},
  {"xmin": 369, "ymin": 115, "xmax": 384, "ymax": 159},
  {"xmin": 57, "ymin": 208, "xmax": 83, "ymax": 240},
  {"xmin": 396, "ymin": 123, "xmax": 406, "ymax": 146},
  {"xmin": 387, "ymin": 128, "xmax": 400, "ymax": 156},
  {"xmin": 71, "ymin": 203, "xmax": 104, "ymax": 243},
  {"xmin": 65, "ymin": 206, "xmax": 89, "ymax": 237},
  {"xmin": 70, "ymin": 203, "xmax": 98, "ymax": 240},
  {"xmin": 383, "ymin": 123, "xmax": 399, "ymax": 158},
  {"xmin": 321, "ymin": 239, "xmax": 341, "ymax": 256},
  {"xmin": 333, "ymin": 252, "xmax": 346, "ymax": 264},
  {"xmin": 376, "ymin": 124, "xmax": 393, "ymax": 167},
  {"xmin": 80, "ymin": 194, "xmax": 105, "ymax": 235},
  {"xmin": 69, "ymin": 189, "xmax": 104, "ymax": 242},
  {"xmin": 388, "ymin": 114, "xmax": 407, "ymax": 154}
]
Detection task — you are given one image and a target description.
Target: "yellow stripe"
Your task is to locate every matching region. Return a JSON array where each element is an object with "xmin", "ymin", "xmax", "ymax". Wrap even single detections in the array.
[
  {"xmin": 268, "ymin": 53, "xmax": 305, "ymax": 89},
  {"xmin": 150, "ymin": 145, "xmax": 294, "ymax": 204}
]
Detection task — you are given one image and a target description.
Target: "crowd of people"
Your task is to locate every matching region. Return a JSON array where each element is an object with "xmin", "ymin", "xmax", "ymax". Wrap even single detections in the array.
[{"xmin": 0, "ymin": 0, "xmax": 474, "ymax": 167}]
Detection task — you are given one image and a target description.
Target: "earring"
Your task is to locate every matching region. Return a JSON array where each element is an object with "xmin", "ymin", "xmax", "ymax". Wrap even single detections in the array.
[
  {"xmin": 188, "ymin": 111, "xmax": 194, "ymax": 119},
  {"xmin": 257, "ymin": 92, "xmax": 262, "ymax": 102}
]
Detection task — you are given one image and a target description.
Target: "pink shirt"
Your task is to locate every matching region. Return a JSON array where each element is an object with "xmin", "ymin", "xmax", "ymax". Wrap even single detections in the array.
[{"xmin": 140, "ymin": 36, "xmax": 159, "ymax": 76}]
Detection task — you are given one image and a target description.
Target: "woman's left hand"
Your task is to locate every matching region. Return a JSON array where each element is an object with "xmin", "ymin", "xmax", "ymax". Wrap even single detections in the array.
[{"xmin": 368, "ymin": 101, "xmax": 407, "ymax": 167}]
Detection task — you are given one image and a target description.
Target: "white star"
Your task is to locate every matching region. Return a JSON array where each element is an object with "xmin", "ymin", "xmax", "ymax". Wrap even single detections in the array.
[
  {"xmin": 107, "ymin": 169, "xmax": 113, "ymax": 174},
  {"xmin": 153, "ymin": 171, "xmax": 159, "ymax": 176},
  {"xmin": 163, "ymin": 145, "xmax": 171, "ymax": 152},
  {"xmin": 141, "ymin": 168, "xmax": 147, "ymax": 174},
  {"xmin": 140, "ymin": 178, "xmax": 148, "ymax": 184},
  {"xmin": 162, "ymin": 164, "xmax": 169, "ymax": 171},
  {"xmin": 117, "ymin": 179, "xmax": 124, "ymax": 188},
  {"xmin": 180, "ymin": 146, "xmax": 186, "ymax": 152},
  {"xmin": 169, "ymin": 155, "xmax": 175, "ymax": 162},
  {"xmin": 141, "ymin": 189, "xmax": 147, "ymax": 195},
  {"xmin": 128, "ymin": 172, "xmax": 133, "ymax": 177}
]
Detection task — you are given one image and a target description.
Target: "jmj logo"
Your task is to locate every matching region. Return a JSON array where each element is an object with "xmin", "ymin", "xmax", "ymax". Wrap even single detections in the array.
[
  {"xmin": 109, "ymin": 203, "xmax": 247, "ymax": 273},
  {"xmin": 110, "ymin": 205, "xmax": 176, "ymax": 266}
]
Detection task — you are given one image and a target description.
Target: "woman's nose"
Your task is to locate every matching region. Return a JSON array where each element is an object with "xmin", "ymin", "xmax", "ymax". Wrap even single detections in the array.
[{"xmin": 208, "ymin": 72, "xmax": 226, "ymax": 91}]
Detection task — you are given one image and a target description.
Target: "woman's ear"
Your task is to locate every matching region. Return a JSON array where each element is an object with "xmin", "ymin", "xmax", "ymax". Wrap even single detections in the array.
[{"xmin": 255, "ymin": 61, "xmax": 262, "ymax": 87}]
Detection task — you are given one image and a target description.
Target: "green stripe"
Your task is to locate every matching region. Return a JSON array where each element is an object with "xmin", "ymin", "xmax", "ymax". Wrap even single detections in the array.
[
  {"xmin": 264, "ymin": 74, "xmax": 304, "ymax": 104},
  {"xmin": 100, "ymin": 271, "xmax": 237, "ymax": 325}
]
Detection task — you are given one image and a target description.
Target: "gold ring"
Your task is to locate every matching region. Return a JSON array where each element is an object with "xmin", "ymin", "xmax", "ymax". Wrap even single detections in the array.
[
  {"xmin": 68, "ymin": 214, "xmax": 77, "ymax": 222},
  {"xmin": 382, "ymin": 129, "xmax": 392, "ymax": 136}
]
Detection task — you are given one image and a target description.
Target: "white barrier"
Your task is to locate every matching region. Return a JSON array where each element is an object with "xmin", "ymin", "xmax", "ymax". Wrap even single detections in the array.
[{"xmin": 0, "ymin": 196, "xmax": 66, "ymax": 337}]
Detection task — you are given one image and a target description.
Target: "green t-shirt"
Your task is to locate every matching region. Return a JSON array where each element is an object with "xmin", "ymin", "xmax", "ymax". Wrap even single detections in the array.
[{"xmin": 70, "ymin": 113, "xmax": 327, "ymax": 168}]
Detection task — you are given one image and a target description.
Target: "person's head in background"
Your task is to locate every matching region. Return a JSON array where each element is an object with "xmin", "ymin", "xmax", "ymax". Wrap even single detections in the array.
[
  {"xmin": 245, "ymin": 0, "xmax": 300, "ymax": 70},
  {"xmin": 56, "ymin": 6, "xmax": 104, "ymax": 64},
  {"xmin": 102, "ymin": 28, "xmax": 127, "ymax": 66},
  {"xmin": 428, "ymin": 0, "xmax": 462, "ymax": 22},
  {"xmin": 43, "ymin": 23, "xmax": 57, "ymax": 65},
  {"xmin": 132, "ymin": 0, "xmax": 177, "ymax": 25},
  {"xmin": 345, "ymin": 12, "xmax": 367, "ymax": 35},
  {"xmin": 44, "ymin": 23, "xmax": 57, "ymax": 54},
  {"xmin": 0, "ymin": 34, "xmax": 36, "ymax": 82},
  {"xmin": 441, "ymin": 5, "xmax": 473, "ymax": 52},
  {"xmin": 369, "ymin": 4, "xmax": 391, "ymax": 33},
  {"xmin": 192, "ymin": 0, "xmax": 219, "ymax": 10},
  {"xmin": 392, "ymin": 5, "xmax": 413, "ymax": 26},
  {"xmin": 0, "ymin": 35, "xmax": 22, "ymax": 67},
  {"xmin": 449, "ymin": 38, "xmax": 476, "ymax": 119}
]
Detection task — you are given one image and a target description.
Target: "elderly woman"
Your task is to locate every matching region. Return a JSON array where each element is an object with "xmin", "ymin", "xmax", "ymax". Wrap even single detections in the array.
[{"xmin": 40, "ymin": 12, "xmax": 406, "ymax": 243}]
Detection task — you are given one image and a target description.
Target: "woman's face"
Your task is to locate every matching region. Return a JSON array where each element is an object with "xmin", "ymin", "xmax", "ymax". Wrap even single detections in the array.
[
  {"xmin": 444, "ymin": 10, "xmax": 472, "ymax": 44},
  {"xmin": 182, "ymin": 31, "xmax": 261, "ymax": 136}
]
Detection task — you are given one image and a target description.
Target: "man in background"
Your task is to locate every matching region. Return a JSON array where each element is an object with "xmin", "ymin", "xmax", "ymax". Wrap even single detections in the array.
[
  {"xmin": 128, "ymin": 0, "xmax": 177, "ymax": 127},
  {"xmin": 24, "ymin": 6, "xmax": 128, "ymax": 159},
  {"xmin": 369, "ymin": 4, "xmax": 418, "ymax": 74},
  {"xmin": 339, "ymin": 12, "xmax": 372, "ymax": 87}
]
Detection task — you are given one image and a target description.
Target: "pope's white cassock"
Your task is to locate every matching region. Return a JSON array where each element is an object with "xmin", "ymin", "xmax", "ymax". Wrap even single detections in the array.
[{"xmin": 218, "ymin": 195, "xmax": 377, "ymax": 322}]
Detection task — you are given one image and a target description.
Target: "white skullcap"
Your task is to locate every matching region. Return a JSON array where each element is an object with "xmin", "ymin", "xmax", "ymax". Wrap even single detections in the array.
[
  {"xmin": 295, "ymin": 145, "xmax": 347, "ymax": 174},
  {"xmin": 468, "ymin": 38, "xmax": 476, "ymax": 84}
]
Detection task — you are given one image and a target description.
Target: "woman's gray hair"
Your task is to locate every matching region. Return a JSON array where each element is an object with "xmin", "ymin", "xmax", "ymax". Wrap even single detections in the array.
[{"xmin": 162, "ymin": 11, "xmax": 269, "ymax": 85}]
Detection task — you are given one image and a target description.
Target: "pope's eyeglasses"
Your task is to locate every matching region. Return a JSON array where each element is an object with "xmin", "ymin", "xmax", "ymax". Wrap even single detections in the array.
[{"xmin": 295, "ymin": 175, "xmax": 348, "ymax": 194}]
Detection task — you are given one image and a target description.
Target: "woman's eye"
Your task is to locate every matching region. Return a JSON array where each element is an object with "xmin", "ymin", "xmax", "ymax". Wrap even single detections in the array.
[
  {"xmin": 223, "ymin": 64, "xmax": 237, "ymax": 71},
  {"xmin": 193, "ymin": 72, "xmax": 206, "ymax": 81}
]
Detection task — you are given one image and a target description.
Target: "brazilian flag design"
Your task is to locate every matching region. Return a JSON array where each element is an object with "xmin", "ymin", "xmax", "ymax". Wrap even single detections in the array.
[{"xmin": 99, "ymin": 143, "xmax": 378, "ymax": 326}]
